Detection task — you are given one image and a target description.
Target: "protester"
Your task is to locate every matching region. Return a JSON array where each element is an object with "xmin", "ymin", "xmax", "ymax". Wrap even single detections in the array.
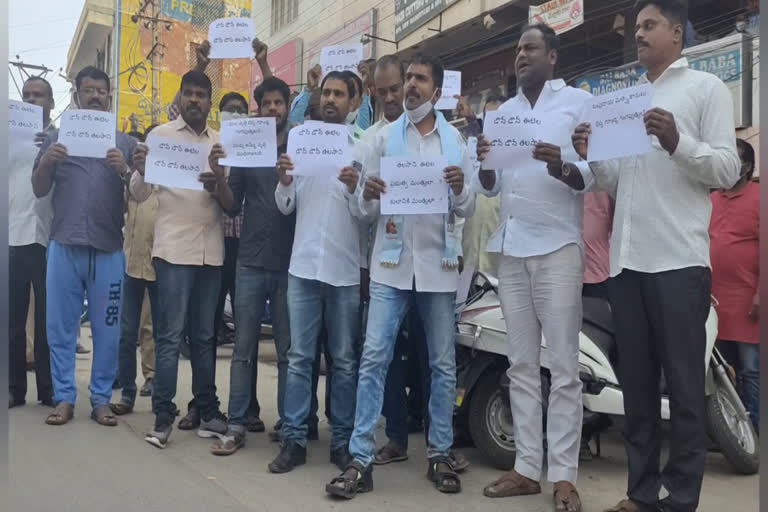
[
  {"xmin": 131, "ymin": 70, "xmax": 234, "ymax": 449},
  {"xmin": 9, "ymin": 76, "xmax": 55, "ymax": 409},
  {"xmin": 475, "ymin": 24, "xmax": 591, "ymax": 511},
  {"xmin": 326, "ymin": 54, "xmax": 475, "ymax": 499},
  {"xmin": 210, "ymin": 76, "xmax": 296, "ymax": 456},
  {"xmin": 710, "ymin": 138, "xmax": 759, "ymax": 432},
  {"xmin": 572, "ymin": 1, "xmax": 740, "ymax": 510},
  {"xmin": 32, "ymin": 66, "xmax": 136, "ymax": 427}
]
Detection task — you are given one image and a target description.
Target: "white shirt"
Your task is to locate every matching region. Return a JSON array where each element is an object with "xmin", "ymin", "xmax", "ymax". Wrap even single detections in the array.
[
  {"xmin": 472, "ymin": 80, "xmax": 593, "ymax": 258},
  {"xmin": 10, "ymin": 126, "xmax": 54, "ymax": 247},
  {"xmin": 359, "ymin": 117, "xmax": 476, "ymax": 293},
  {"xmin": 275, "ymin": 131, "xmax": 366, "ymax": 287},
  {"xmin": 589, "ymin": 58, "xmax": 740, "ymax": 276}
]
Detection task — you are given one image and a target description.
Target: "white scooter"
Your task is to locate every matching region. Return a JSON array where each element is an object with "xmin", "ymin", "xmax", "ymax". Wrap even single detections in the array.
[{"xmin": 453, "ymin": 271, "xmax": 759, "ymax": 475}]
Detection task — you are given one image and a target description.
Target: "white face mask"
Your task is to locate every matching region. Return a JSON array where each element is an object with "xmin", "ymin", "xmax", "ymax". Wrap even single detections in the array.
[{"xmin": 403, "ymin": 90, "xmax": 437, "ymax": 124}]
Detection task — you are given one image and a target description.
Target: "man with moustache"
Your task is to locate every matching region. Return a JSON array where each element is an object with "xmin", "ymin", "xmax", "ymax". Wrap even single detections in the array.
[
  {"xmin": 326, "ymin": 54, "xmax": 475, "ymax": 499},
  {"xmin": 210, "ymin": 76, "xmax": 296, "ymax": 456},
  {"xmin": 474, "ymin": 23, "xmax": 592, "ymax": 511},
  {"xmin": 268, "ymin": 71, "xmax": 365, "ymax": 474},
  {"xmin": 130, "ymin": 71, "xmax": 234, "ymax": 449},
  {"xmin": 32, "ymin": 66, "xmax": 137, "ymax": 427},
  {"xmin": 573, "ymin": 2, "xmax": 740, "ymax": 511},
  {"xmin": 9, "ymin": 76, "xmax": 56, "ymax": 409}
]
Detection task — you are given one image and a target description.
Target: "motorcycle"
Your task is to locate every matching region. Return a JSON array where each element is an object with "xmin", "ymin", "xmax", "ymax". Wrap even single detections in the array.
[{"xmin": 453, "ymin": 271, "xmax": 759, "ymax": 475}]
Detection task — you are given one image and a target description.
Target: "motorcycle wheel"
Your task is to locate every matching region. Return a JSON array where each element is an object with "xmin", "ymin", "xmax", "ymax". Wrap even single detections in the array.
[
  {"xmin": 705, "ymin": 373, "xmax": 759, "ymax": 475},
  {"xmin": 468, "ymin": 370, "xmax": 516, "ymax": 470}
]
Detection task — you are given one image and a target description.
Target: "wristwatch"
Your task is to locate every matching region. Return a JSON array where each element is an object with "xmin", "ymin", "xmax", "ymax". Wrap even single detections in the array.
[{"xmin": 561, "ymin": 162, "xmax": 571, "ymax": 178}]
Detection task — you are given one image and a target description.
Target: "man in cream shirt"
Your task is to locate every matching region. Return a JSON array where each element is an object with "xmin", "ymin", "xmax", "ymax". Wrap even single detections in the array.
[
  {"xmin": 326, "ymin": 54, "xmax": 475, "ymax": 500},
  {"xmin": 130, "ymin": 71, "xmax": 234, "ymax": 449},
  {"xmin": 573, "ymin": 2, "xmax": 740, "ymax": 511}
]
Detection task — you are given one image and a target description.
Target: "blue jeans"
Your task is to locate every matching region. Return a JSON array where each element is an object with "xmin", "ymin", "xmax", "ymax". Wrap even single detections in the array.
[
  {"xmin": 349, "ymin": 282, "xmax": 456, "ymax": 467},
  {"xmin": 716, "ymin": 340, "xmax": 760, "ymax": 431},
  {"xmin": 118, "ymin": 274, "xmax": 158, "ymax": 405},
  {"xmin": 46, "ymin": 241, "xmax": 125, "ymax": 408},
  {"xmin": 152, "ymin": 259, "xmax": 222, "ymax": 427},
  {"xmin": 282, "ymin": 275, "xmax": 360, "ymax": 450},
  {"xmin": 227, "ymin": 266, "xmax": 291, "ymax": 432}
]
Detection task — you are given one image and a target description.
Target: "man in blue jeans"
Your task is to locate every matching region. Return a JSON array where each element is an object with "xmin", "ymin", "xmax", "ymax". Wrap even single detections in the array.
[
  {"xmin": 326, "ymin": 54, "xmax": 475, "ymax": 498},
  {"xmin": 130, "ymin": 71, "xmax": 235, "ymax": 449},
  {"xmin": 268, "ymin": 71, "xmax": 365, "ymax": 474},
  {"xmin": 209, "ymin": 77, "xmax": 296, "ymax": 456},
  {"xmin": 32, "ymin": 66, "xmax": 137, "ymax": 427}
]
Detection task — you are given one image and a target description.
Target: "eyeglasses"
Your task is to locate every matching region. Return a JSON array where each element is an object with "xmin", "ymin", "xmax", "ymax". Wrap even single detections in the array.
[{"xmin": 80, "ymin": 87, "xmax": 109, "ymax": 97}]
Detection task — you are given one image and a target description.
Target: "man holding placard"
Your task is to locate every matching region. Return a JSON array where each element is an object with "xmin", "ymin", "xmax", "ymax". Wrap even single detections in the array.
[
  {"xmin": 130, "ymin": 71, "xmax": 234, "ymax": 449},
  {"xmin": 210, "ymin": 77, "xmax": 296, "ymax": 456},
  {"xmin": 573, "ymin": 2, "xmax": 740, "ymax": 511},
  {"xmin": 326, "ymin": 54, "xmax": 475, "ymax": 499},
  {"xmin": 32, "ymin": 66, "xmax": 137, "ymax": 428},
  {"xmin": 474, "ymin": 24, "xmax": 591, "ymax": 511},
  {"xmin": 9, "ymin": 77, "xmax": 56, "ymax": 410},
  {"xmin": 268, "ymin": 71, "xmax": 365, "ymax": 474}
]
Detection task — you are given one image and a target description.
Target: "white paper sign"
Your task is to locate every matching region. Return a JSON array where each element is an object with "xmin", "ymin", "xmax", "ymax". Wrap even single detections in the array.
[
  {"xmin": 219, "ymin": 117, "xmax": 277, "ymax": 168},
  {"xmin": 435, "ymin": 71, "xmax": 462, "ymax": 111},
  {"xmin": 58, "ymin": 110, "xmax": 116, "ymax": 158},
  {"xmin": 144, "ymin": 135, "xmax": 208, "ymax": 191},
  {"xmin": 208, "ymin": 18, "xmax": 255, "ymax": 59},
  {"xmin": 482, "ymin": 111, "xmax": 551, "ymax": 170},
  {"xmin": 380, "ymin": 156, "xmax": 449, "ymax": 215},
  {"xmin": 529, "ymin": 0, "xmax": 584, "ymax": 35},
  {"xmin": 467, "ymin": 136, "xmax": 481, "ymax": 177},
  {"xmin": 320, "ymin": 44, "xmax": 363, "ymax": 77},
  {"xmin": 287, "ymin": 122, "xmax": 349, "ymax": 177},
  {"xmin": 9, "ymin": 100, "xmax": 42, "ymax": 146},
  {"xmin": 584, "ymin": 84, "xmax": 653, "ymax": 162}
]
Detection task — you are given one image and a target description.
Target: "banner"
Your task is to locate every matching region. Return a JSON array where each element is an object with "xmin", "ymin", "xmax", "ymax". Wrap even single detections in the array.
[{"xmin": 528, "ymin": 0, "xmax": 584, "ymax": 36}]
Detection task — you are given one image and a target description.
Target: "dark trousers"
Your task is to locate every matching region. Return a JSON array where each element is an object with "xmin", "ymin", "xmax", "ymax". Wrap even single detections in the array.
[
  {"xmin": 214, "ymin": 237, "xmax": 239, "ymax": 341},
  {"xmin": 582, "ymin": 279, "xmax": 611, "ymax": 301},
  {"xmin": 9, "ymin": 244, "xmax": 52, "ymax": 403},
  {"xmin": 610, "ymin": 268, "xmax": 711, "ymax": 512}
]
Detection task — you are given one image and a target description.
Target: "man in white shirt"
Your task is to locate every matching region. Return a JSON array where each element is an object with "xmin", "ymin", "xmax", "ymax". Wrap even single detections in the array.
[
  {"xmin": 9, "ymin": 77, "xmax": 55, "ymax": 409},
  {"xmin": 325, "ymin": 54, "xmax": 475, "ymax": 499},
  {"xmin": 572, "ymin": 2, "xmax": 740, "ymax": 512},
  {"xmin": 268, "ymin": 71, "xmax": 364, "ymax": 474},
  {"xmin": 475, "ymin": 24, "xmax": 591, "ymax": 511}
]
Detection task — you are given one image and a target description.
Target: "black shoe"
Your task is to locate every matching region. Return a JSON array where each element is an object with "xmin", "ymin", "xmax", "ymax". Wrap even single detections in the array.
[
  {"xmin": 330, "ymin": 446, "xmax": 353, "ymax": 471},
  {"xmin": 246, "ymin": 415, "xmax": 265, "ymax": 433},
  {"xmin": 268, "ymin": 440, "xmax": 307, "ymax": 473}
]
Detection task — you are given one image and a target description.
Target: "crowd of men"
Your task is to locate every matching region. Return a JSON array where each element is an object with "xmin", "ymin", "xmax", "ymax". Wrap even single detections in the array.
[{"xmin": 8, "ymin": 1, "xmax": 758, "ymax": 511}]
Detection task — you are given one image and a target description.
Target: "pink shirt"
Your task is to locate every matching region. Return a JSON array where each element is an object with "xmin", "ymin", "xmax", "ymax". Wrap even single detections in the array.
[{"xmin": 583, "ymin": 191, "xmax": 615, "ymax": 284}]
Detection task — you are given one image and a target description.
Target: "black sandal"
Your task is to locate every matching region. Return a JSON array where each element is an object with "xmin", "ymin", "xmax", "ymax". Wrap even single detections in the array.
[
  {"xmin": 325, "ymin": 461, "xmax": 373, "ymax": 499},
  {"xmin": 428, "ymin": 456, "xmax": 461, "ymax": 494}
]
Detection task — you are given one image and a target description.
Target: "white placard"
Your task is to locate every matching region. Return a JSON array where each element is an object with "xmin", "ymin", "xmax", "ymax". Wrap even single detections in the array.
[
  {"xmin": 320, "ymin": 44, "xmax": 363, "ymax": 77},
  {"xmin": 467, "ymin": 136, "xmax": 481, "ymax": 177},
  {"xmin": 584, "ymin": 84, "xmax": 653, "ymax": 162},
  {"xmin": 287, "ymin": 122, "xmax": 349, "ymax": 177},
  {"xmin": 219, "ymin": 117, "xmax": 277, "ymax": 168},
  {"xmin": 456, "ymin": 264, "xmax": 476, "ymax": 305},
  {"xmin": 144, "ymin": 135, "xmax": 208, "ymax": 191},
  {"xmin": 9, "ymin": 100, "xmax": 42, "ymax": 146},
  {"xmin": 435, "ymin": 71, "xmax": 462, "ymax": 111},
  {"xmin": 380, "ymin": 156, "xmax": 449, "ymax": 215},
  {"xmin": 208, "ymin": 18, "xmax": 255, "ymax": 59},
  {"xmin": 529, "ymin": 0, "xmax": 584, "ymax": 35},
  {"xmin": 58, "ymin": 110, "xmax": 116, "ymax": 158},
  {"xmin": 481, "ymin": 111, "xmax": 551, "ymax": 170}
]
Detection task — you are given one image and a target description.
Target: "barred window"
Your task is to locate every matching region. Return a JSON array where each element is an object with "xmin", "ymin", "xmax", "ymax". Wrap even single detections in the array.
[{"xmin": 272, "ymin": 0, "xmax": 299, "ymax": 33}]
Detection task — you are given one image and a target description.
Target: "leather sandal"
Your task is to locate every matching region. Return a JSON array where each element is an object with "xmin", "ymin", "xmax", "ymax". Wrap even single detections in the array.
[
  {"xmin": 428, "ymin": 456, "xmax": 461, "ymax": 494},
  {"xmin": 91, "ymin": 405, "xmax": 118, "ymax": 427},
  {"xmin": 483, "ymin": 470, "xmax": 542, "ymax": 498},
  {"xmin": 325, "ymin": 461, "xmax": 374, "ymax": 499},
  {"xmin": 604, "ymin": 499, "xmax": 657, "ymax": 512},
  {"xmin": 109, "ymin": 401, "xmax": 134, "ymax": 416},
  {"xmin": 45, "ymin": 402, "xmax": 74, "ymax": 426},
  {"xmin": 553, "ymin": 481, "xmax": 582, "ymax": 512}
]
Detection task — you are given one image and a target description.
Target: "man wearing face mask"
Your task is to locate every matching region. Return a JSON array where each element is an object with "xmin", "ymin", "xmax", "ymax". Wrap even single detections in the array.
[
  {"xmin": 326, "ymin": 54, "xmax": 475, "ymax": 499},
  {"xmin": 32, "ymin": 66, "xmax": 137, "ymax": 428},
  {"xmin": 268, "ymin": 71, "xmax": 365, "ymax": 474},
  {"xmin": 210, "ymin": 77, "xmax": 296, "ymax": 456},
  {"xmin": 9, "ymin": 76, "xmax": 56, "ymax": 410},
  {"xmin": 130, "ymin": 71, "xmax": 234, "ymax": 449},
  {"xmin": 572, "ymin": 2, "xmax": 740, "ymax": 511},
  {"xmin": 474, "ymin": 23, "xmax": 592, "ymax": 511}
]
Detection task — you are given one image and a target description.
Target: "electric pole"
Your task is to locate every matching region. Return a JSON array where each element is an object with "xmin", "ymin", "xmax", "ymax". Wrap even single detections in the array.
[
  {"xmin": 131, "ymin": 0, "xmax": 173, "ymax": 124},
  {"xmin": 8, "ymin": 60, "xmax": 53, "ymax": 96}
]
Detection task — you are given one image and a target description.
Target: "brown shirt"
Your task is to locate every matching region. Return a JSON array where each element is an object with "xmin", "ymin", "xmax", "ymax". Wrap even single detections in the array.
[
  {"xmin": 124, "ymin": 191, "xmax": 159, "ymax": 281},
  {"xmin": 129, "ymin": 118, "xmax": 225, "ymax": 267}
]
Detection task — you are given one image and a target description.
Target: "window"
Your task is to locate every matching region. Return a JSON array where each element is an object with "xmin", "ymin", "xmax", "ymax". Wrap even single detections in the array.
[{"xmin": 272, "ymin": 0, "xmax": 299, "ymax": 33}]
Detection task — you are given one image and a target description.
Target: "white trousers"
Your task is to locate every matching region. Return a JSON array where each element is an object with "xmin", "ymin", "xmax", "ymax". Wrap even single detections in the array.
[{"xmin": 497, "ymin": 243, "xmax": 584, "ymax": 484}]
